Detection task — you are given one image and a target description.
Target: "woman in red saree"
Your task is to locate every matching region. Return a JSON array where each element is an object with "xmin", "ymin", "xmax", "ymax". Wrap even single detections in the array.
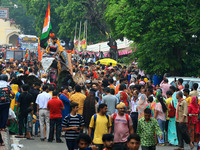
[
  {"xmin": 188, "ymin": 96, "xmax": 200, "ymax": 143},
  {"xmin": 120, "ymin": 91, "xmax": 129, "ymax": 107}
]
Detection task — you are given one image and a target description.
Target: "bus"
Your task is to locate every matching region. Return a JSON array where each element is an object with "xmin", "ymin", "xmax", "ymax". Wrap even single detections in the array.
[
  {"xmin": 18, "ymin": 35, "xmax": 38, "ymax": 53},
  {"xmin": 4, "ymin": 49, "xmax": 31, "ymax": 62}
]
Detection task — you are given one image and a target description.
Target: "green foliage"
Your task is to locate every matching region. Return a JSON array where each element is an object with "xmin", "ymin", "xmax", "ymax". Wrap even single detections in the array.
[
  {"xmin": 19, "ymin": 0, "xmax": 108, "ymax": 43},
  {"xmin": 105, "ymin": 0, "xmax": 200, "ymax": 76},
  {"xmin": 1, "ymin": 0, "xmax": 36, "ymax": 34}
]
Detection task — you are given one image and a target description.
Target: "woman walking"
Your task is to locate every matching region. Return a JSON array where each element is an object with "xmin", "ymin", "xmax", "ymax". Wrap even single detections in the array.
[
  {"xmin": 154, "ymin": 94, "xmax": 167, "ymax": 146},
  {"xmin": 59, "ymin": 86, "xmax": 70, "ymax": 121},
  {"xmin": 188, "ymin": 96, "xmax": 200, "ymax": 143},
  {"xmin": 137, "ymin": 94, "xmax": 147, "ymax": 119},
  {"xmin": 83, "ymin": 88, "xmax": 97, "ymax": 133}
]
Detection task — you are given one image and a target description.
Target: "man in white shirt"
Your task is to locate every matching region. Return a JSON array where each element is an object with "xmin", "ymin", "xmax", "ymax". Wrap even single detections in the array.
[
  {"xmin": 129, "ymin": 90, "xmax": 139, "ymax": 132},
  {"xmin": 36, "ymin": 84, "xmax": 52, "ymax": 141}
]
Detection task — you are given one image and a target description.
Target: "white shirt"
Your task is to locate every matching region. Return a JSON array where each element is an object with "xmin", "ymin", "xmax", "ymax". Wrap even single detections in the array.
[
  {"xmin": 36, "ymin": 91, "xmax": 52, "ymax": 109},
  {"xmin": 0, "ymin": 80, "xmax": 9, "ymax": 88},
  {"xmin": 131, "ymin": 97, "xmax": 139, "ymax": 112}
]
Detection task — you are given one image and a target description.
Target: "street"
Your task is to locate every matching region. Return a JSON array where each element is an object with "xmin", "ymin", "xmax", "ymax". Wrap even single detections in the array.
[{"xmin": 10, "ymin": 136, "xmax": 196, "ymax": 150}]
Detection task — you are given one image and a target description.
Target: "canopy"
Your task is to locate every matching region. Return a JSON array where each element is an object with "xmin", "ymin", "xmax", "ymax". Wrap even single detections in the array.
[
  {"xmin": 86, "ymin": 38, "xmax": 133, "ymax": 53},
  {"xmin": 95, "ymin": 58, "xmax": 118, "ymax": 66}
]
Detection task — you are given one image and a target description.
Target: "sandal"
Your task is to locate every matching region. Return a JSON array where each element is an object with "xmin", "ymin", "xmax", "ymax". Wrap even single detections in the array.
[{"xmin": 0, "ymin": 142, "xmax": 5, "ymax": 146}]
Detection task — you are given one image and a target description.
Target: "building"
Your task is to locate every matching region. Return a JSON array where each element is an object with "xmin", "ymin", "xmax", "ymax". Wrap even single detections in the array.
[{"xmin": 0, "ymin": 19, "xmax": 20, "ymax": 47}]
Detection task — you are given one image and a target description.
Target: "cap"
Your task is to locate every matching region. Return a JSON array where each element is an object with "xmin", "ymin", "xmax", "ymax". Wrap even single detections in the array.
[
  {"xmin": 19, "ymin": 68, "xmax": 24, "ymax": 72},
  {"xmin": 116, "ymin": 102, "xmax": 126, "ymax": 109}
]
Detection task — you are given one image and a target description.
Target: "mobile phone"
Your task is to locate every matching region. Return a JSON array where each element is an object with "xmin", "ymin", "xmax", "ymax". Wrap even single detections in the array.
[{"xmin": 174, "ymin": 78, "xmax": 176, "ymax": 82}]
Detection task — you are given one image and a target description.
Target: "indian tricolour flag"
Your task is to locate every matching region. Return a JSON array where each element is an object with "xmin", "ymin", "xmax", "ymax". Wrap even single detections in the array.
[{"xmin": 40, "ymin": 2, "xmax": 52, "ymax": 48}]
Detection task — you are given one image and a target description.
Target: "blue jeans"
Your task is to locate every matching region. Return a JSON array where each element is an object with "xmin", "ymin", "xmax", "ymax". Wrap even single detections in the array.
[
  {"xmin": 0, "ymin": 102, "xmax": 10, "ymax": 129},
  {"xmin": 34, "ymin": 112, "xmax": 39, "ymax": 135},
  {"xmin": 130, "ymin": 112, "xmax": 138, "ymax": 132},
  {"xmin": 157, "ymin": 119, "xmax": 165, "ymax": 144},
  {"xmin": 66, "ymin": 140, "xmax": 78, "ymax": 150}
]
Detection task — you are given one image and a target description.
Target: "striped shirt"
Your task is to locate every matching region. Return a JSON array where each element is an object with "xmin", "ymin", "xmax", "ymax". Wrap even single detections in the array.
[{"xmin": 62, "ymin": 114, "xmax": 84, "ymax": 140}]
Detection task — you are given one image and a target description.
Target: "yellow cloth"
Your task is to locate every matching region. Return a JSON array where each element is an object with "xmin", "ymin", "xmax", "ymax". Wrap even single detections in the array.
[
  {"xmin": 165, "ymin": 97, "xmax": 173, "ymax": 120},
  {"xmin": 49, "ymin": 91, "xmax": 53, "ymax": 97},
  {"xmin": 46, "ymin": 38, "xmax": 63, "ymax": 53},
  {"xmin": 10, "ymin": 84, "xmax": 19, "ymax": 110},
  {"xmin": 144, "ymin": 78, "xmax": 148, "ymax": 82},
  {"xmin": 89, "ymin": 114, "xmax": 112, "ymax": 144},
  {"xmin": 185, "ymin": 96, "xmax": 192, "ymax": 106},
  {"xmin": 69, "ymin": 92, "xmax": 86, "ymax": 115},
  {"xmin": 109, "ymin": 85, "xmax": 115, "ymax": 91}
]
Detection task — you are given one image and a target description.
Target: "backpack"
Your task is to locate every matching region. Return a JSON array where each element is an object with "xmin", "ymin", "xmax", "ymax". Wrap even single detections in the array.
[
  {"xmin": 0, "ymin": 87, "xmax": 12, "ymax": 103},
  {"xmin": 93, "ymin": 114, "xmax": 109, "ymax": 130},
  {"xmin": 112, "ymin": 113, "xmax": 129, "ymax": 125}
]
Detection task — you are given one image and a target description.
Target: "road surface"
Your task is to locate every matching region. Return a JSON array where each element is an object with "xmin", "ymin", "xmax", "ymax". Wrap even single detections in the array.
[{"xmin": 10, "ymin": 136, "xmax": 196, "ymax": 150}]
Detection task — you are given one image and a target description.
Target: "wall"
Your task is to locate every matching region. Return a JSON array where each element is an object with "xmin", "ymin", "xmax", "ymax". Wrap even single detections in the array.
[{"xmin": 0, "ymin": 19, "xmax": 20, "ymax": 46}]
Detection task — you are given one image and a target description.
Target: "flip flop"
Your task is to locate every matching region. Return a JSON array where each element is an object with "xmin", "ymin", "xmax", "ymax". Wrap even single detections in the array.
[
  {"xmin": 15, "ymin": 135, "xmax": 24, "ymax": 138},
  {"xmin": 27, "ymin": 138, "xmax": 34, "ymax": 140}
]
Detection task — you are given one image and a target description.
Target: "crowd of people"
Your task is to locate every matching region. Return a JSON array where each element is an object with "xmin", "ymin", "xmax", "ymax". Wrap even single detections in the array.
[{"xmin": 0, "ymin": 52, "xmax": 200, "ymax": 150}]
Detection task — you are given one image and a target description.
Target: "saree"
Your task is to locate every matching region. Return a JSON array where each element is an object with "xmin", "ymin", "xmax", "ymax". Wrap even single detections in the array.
[
  {"xmin": 188, "ymin": 96, "xmax": 200, "ymax": 142},
  {"xmin": 168, "ymin": 92, "xmax": 178, "ymax": 145},
  {"xmin": 137, "ymin": 94, "xmax": 147, "ymax": 119}
]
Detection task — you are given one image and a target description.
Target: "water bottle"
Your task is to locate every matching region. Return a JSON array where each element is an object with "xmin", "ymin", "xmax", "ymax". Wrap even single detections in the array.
[{"xmin": 198, "ymin": 141, "xmax": 200, "ymax": 150}]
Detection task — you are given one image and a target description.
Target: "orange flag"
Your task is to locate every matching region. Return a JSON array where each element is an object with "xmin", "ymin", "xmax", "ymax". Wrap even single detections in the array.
[
  {"xmin": 38, "ymin": 38, "xmax": 42, "ymax": 62},
  {"xmin": 25, "ymin": 49, "xmax": 29, "ymax": 59}
]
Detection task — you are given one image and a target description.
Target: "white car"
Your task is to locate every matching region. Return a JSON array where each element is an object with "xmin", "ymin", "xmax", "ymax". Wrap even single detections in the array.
[{"xmin": 166, "ymin": 77, "xmax": 200, "ymax": 97}]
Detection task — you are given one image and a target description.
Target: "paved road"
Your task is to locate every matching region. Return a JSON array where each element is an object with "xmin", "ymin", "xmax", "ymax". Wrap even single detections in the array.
[
  {"xmin": 11, "ymin": 136, "xmax": 67, "ymax": 150},
  {"xmin": 10, "ymin": 136, "xmax": 197, "ymax": 150}
]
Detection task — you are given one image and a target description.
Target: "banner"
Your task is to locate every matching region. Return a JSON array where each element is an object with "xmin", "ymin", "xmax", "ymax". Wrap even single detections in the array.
[{"xmin": 41, "ymin": 57, "xmax": 55, "ymax": 72}]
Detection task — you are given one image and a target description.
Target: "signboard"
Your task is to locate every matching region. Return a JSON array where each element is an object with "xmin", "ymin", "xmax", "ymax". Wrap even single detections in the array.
[{"xmin": 0, "ymin": 8, "xmax": 9, "ymax": 19}]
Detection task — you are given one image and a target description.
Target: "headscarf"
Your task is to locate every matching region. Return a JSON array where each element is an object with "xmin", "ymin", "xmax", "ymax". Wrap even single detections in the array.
[
  {"xmin": 188, "ymin": 96, "xmax": 199, "ymax": 124},
  {"xmin": 137, "ymin": 94, "xmax": 147, "ymax": 114},
  {"xmin": 155, "ymin": 89, "xmax": 166, "ymax": 103},
  {"xmin": 120, "ymin": 91, "xmax": 128, "ymax": 107}
]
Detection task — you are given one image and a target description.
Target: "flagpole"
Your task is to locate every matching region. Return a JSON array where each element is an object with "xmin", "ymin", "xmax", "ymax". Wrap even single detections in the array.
[
  {"xmin": 86, "ymin": 21, "xmax": 87, "ymax": 48},
  {"xmin": 75, "ymin": 22, "xmax": 77, "ymax": 37},
  {"xmin": 78, "ymin": 21, "xmax": 82, "ymax": 51}
]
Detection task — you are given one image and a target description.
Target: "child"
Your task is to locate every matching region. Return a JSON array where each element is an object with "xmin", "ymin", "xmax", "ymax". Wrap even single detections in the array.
[
  {"xmin": 26, "ymin": 107, "xmax": 34, "ymax": 140},
  {"xmin": 62, "ymin": 102, "xmax": 85, "ymax": 150},
  {"xmin": 102, "ymin": 134, "xmax": 114, "ymax": 150},
  {"xmin": 76, "ymin": 133, "xmax": 98, "ymax": 150}
]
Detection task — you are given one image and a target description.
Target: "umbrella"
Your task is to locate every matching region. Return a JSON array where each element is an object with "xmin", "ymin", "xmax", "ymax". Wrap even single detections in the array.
[{"xmin": 95, "ymin": 58, "xmax": 118, "ymax": 66}]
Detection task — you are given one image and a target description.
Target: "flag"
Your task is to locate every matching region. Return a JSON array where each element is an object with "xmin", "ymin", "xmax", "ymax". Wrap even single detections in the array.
[
  {"xmin": 74, "ymin": 36, "xmax": 78, "ymax": 49},
  {"xmin": 38, "ymin": 38, "xmax": 42, "ymax": 62},
  {"xmin": 40, "ymin": 2, "xmax": 52, "ymax": 48},
  {"xmin": 81, "ymin": 38, "xmax": 87, "ymax": 50},
  {"xmin": 25, "ymin": 49, "xmax": 29, "ymax": 59}
]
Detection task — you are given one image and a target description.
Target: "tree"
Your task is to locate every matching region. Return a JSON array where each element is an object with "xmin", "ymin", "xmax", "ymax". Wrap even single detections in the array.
[
  {"xmin": 105, "ymin": 0, "xmax": 200, "ymax": 76},
  {"xmin": 20, "ymin": 0, "xmax": 109, "ymax": 43},
  {"xmin": 1, "ymin": 0, "xmax": 36, "ymax": 34}
]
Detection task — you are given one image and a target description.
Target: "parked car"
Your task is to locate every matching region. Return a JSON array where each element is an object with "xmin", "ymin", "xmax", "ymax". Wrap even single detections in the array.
[{"xmin": 166, "ymin": 77, "xmax": 200, "ymax": 96}]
